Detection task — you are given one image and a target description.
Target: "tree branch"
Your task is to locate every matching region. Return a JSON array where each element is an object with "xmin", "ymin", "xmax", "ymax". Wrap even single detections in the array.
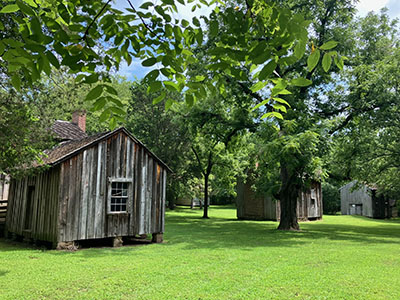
[
  {"xmin": 83, "ymin": 0, "xmax": 112, "ymax": 41},
  {"xmin": 126, "ymin": 0, "xmax": 168, "ymax": 43},
  {"xmin": 191, "ymin": 146, "xmax": 205, "ymax": 177}
]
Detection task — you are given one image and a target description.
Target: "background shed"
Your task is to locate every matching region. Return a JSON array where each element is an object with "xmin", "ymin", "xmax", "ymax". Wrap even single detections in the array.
[
  {"xmin": 236, "ymin": 179, "xmax": 323, "ymax": 221},
  {"xmin": 340, "ymin": 181, "xmax": 398, "ymax": 218}
]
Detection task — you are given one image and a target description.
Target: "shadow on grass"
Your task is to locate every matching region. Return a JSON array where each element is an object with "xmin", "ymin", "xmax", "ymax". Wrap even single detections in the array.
[
  {"xmin": 161, "ymin": 213, "xmax": 400, "ymax": 252},
  {"xmin": 1, "ymin": 207, "xmax": 399, "ymax": 255}
]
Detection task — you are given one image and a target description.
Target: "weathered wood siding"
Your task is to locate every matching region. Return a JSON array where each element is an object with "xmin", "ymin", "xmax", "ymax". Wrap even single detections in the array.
[
  {"xmin": 340, "ymin": 181, "xmax": 373, "ymax": 217},
  {"xmin": 237, "ymin": 179, "xmax": 322, "ymax": 221},
  {"xmin": 0, "ymin": 175, "xmax": 9, "ymax": 224},
  {"xmin": 58, "ymin": 131, "xmax": 166, "ymax": 242},
  {"xmin": 236, "ymin": 178, "xmax": 278, "ymax": 220},
  {"xmin": 6, "ymin": 167, "xmax": 60, "ymax": 243}
]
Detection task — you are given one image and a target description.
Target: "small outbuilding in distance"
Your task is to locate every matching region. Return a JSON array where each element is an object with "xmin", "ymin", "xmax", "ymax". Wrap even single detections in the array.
[
  {"xmin": 5, "ymin": 112, "xmax": 170, "ymax": 248},
  {"xmin": 340, "ymin": 181, "xmax": 398, "ymax": 219},
  {"xmin": 236, "ymin": 178, "xmax": 323, "ymax": 221}
]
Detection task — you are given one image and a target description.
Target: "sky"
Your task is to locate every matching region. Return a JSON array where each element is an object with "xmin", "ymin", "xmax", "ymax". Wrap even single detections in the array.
[{"xmin": 112, "ymin": 0, "xmax": 400, "ymax": 80}]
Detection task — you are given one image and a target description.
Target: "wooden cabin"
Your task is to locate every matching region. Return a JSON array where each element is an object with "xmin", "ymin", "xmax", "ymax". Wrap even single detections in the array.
[
  {"xmin": 236, "ymin": 179, "xmax": 323, "ymax": 221},
  {"xmin": 5, "ymin": 121, "xmax": 170, "ymax": 248},
  {"xmin": 340, "ymin": 181, "xmax": 398, "ymax": 219}
]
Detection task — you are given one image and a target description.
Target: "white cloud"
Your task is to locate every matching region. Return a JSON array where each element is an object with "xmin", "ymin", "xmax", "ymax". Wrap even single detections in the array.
[
  {"xmin": 356, "ymin": 0, "xmax": 389, "ymax": 15},
  {"xmin": 387, "ymin": 0, "xmax": 400, "ymax": 18},
  {"xmin": 356, "ymin": 0, "xmax": 400, "ymax": 18}
]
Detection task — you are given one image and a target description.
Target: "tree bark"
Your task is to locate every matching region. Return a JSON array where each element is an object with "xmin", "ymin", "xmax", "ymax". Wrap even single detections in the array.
[
  {"xmin": 202, "ymin": 173, "xmax": 209, "ymax": 218},
  {"xmin": 277, "ymin": 162, "xmax": 300, "ymax": 231}
]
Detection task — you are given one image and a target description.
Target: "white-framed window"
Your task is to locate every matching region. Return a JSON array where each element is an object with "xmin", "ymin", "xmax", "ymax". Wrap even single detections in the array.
[{"xmin": 108, "ymin": 178, "xmax": 131, "ymax": 214}]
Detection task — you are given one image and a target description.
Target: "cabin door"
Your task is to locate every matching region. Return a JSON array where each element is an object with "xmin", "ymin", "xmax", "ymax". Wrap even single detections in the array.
[{"xmin": 355, "ymin": 204, "xmax": 362, "ymax": 215}]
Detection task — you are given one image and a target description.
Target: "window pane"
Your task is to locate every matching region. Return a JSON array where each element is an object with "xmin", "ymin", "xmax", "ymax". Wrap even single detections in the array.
[{"xmin": 110, "ymin": 181, "xmax": 129, "ymax": 213}]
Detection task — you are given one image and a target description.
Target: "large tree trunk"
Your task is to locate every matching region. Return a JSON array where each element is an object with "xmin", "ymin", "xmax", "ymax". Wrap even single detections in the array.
[
  {"xmin": 202, "ymin": 173, "xmax": 209, "ymax": 218},
  {"xmin": 277, "ymin": 163, "xmax": 300, "ymax": 231}
]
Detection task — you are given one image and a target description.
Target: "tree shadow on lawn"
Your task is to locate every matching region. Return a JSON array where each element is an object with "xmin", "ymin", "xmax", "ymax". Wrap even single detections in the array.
[{"xmin": 161, "ymin": 214, "xmax": 400, "ymax": 252}]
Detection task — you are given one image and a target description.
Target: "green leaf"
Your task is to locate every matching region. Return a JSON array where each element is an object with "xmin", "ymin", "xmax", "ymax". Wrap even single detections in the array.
[
  {"xmin": 261, "ymin": 111, "xmax": 284, "ymax": 120},
  {"xmin": 250, "ymin": 42, "xmax": 267, "ymax": 60},
  {"xmin": 209, "ymin": 20, "xmax": 218, "ymax": 37},
  {"xmin": 194, "ymin": 75, "xmax": 205, "ymax": 82},
  {"xmin": 109, "ymin": 117, "xmax": 117, "ymax": 130},
  {"xmin": 165, "ymin": 98, "xmax": 174, "ymax": 110},
  {"xmin": 85, "ymin": 85, "xmax": 104, "ymax": 101},
  {"xmin": 307, "ymin": 49, "xmax": 320, "ymax": 72},
  {"xmin": 165, "ymin": 24, "xmax": 173, "ymax": 37},
  {"xmin": 291, "ymin": 77, "xmax": 312, "ymax": 87},
  {"xmin": 144, "ymin": 69, "xmax": 159, "ymax": 82},
  {"xmin": 107, "ymin": 96, "xmax": 123, "ymax": 107},
  {"xmin": 110, "ymin": 106, "xmax": 126, "ymax": 115},
  {"xmin": 273, "ymin": 103, "xmax": 287, "ymax": 113},
  {"xmin": 334, "ymin": 56, "xmax": 344, "ymax": 71},
  {"xmin": 11, "ymin": 74, "xmax": 21, "ymax": 91},
  {"xmin": 252, "ymin": 51, "xmax": 271, "ymax": 65},
  {"xmin": 273, "ymin": 97, "xmax": 291, "ymax": 107},
  {"xmin": 57, "ymin": 3, "xmax": 70, "ymax": 24},
  {"xmin": 104, "ymin": 84, "xmax": 118, "ymax": 96},
  {"xmin": 23, "ymin": 0, "xmax": 37, "ymax": 7},
  {"xmin": 152, "ymin": 91, "xmax": 166, "ymax": 104},
  {"xmin": 45, "ymin": 51, "xmax": 60, "ymax": 68},
  {"xmin": 142, "ymin": 57, "xmax": 157, "ymax": 67},
  {"xmin": 0, "ymin": 5, "xmax": 20, "ymax": 13},
  {"xmin": 252, "ymin": 99, "xmax": 269, "ymax": 111},
  {"xmin": 164, "ymin": 81, "xmax": 179, "ymax": 92},
  {"xmin": 17, "ymin": 1, "xmax": 35, "ymax": 16},
  {"xmin": 83, "ymin": 73, "xmax": 99, "ymax": 84},
  {"xmin": 259, "ymin": 61, "xmax": 277, "ymax": 81},
  {"xmin": 140, "ymin": 1, "xmax": 154, "ymax": 9},
  {"xmin": 181, "ymin": 19, "xmax": 189, "ymax": 27},
  {"xmin": 294, "ymin": 40, "xmax": 306, "ymax": 59},
  {"xmin": 322, "ymin": 53, "xmax": 332, "ymax": 72},
  {"xmin": 92, "ymin": 97, "xmax": 107, "ymax": 111},
  {"xmin": 148, "ymin": 81, "xmax": 162, "ymax": 93},
  {"xmin": 193, "ymin": 17, "xmax": 200, "ymax": 27},
  {"xmin": 275, "ymin": 89, "xmax": 292, "ymax": 95},
  {"xmin": 250, "ymin": 81, "xmax": 268, "ymax": 93},
  {"xmin": 40, "ymin": 54, "xmax": 51, "ymax": 75},
  {"xmin": 185, "ymin": 93, "xmax": 194, "ymax": 106},
  {"xmin": 320, "ymin": 41, "xmax": 338, "ymax": 50},
  {"xmin": 271, "ymin": 79, "xmax": 288, "ymax": 96},
  {"xmin": 99, "ymin": 108, "xmax": 110, "ymax": 123}
]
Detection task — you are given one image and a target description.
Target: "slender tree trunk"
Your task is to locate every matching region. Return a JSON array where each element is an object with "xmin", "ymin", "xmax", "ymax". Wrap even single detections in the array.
[
  {"xmin": 277, "ymin": 162, "xmax": 300, "ymax": 231},
  {"xmin": 203, "ymin": 173, "xmax": 209, "ymax": 218}
]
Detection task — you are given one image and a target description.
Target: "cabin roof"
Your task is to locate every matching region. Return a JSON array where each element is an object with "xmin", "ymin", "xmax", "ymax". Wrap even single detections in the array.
[
  {"xmin": 43, "ymin": 127, "xmax": 172, "ymax": 172},
  {"xmin": 51, "ymin": 120, "xmax": 88, "ymax": 141}
]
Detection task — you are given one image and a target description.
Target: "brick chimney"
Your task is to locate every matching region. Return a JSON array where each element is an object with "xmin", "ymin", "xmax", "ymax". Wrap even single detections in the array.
[{"xmin": 72, "ymin": 110, "xmax": 86, "ymax": 132}]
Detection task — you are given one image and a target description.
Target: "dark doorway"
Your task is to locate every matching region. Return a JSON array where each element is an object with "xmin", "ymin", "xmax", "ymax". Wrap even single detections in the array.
[{"xmin": 372, "ymin": 192, "xmax": 389, "ymax": 219}]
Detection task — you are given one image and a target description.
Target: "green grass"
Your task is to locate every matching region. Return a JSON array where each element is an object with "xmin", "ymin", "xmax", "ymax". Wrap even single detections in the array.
[{"xmin": 1, "ymin": 206, "xmax": 400, "ymax": 300}]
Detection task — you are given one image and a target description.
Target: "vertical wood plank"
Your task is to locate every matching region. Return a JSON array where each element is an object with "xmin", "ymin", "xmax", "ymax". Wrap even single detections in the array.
[
  {"xmin": 161, "ymin": 169, "xmax": 167, "ymax": 232},
  {"xmin": 87, "ymin": 147, "xmax": 97, "ymax": 239},
  {"xmin": 79, "ymin": 150, "xmax": 89, "ymax": 240},
  {"xmin": 95, "ymin": 142, "xmax": 104, "ymax": 238}
]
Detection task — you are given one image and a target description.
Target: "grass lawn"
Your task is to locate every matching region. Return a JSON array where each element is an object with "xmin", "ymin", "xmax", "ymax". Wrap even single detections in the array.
[{"xmin": 1, "ymin": 206, "xmax": 400, "ymax": 300}]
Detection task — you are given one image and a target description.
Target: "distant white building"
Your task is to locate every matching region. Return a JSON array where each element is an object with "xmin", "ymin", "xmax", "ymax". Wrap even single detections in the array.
[{"xmin": 340, "ymin": 181, "xmax": 398, "ymax": 219}]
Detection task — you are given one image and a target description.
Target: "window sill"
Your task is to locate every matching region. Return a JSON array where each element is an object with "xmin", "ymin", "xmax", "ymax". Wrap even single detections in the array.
[{"xmin": 107, "ymin": 212, "xmax": 130, "ymax": 216}]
